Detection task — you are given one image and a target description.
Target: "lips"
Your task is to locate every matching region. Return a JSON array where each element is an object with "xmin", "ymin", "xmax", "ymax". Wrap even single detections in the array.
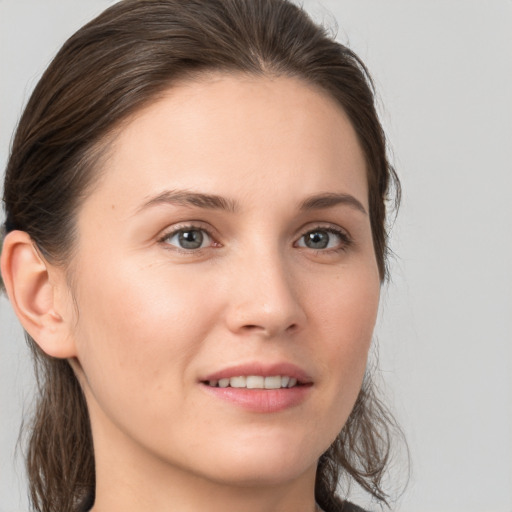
[
  {"xmin": 201, "ymin": 362, "xmax": 312, "ymax": 385},
  {"xmin": 199, "ymin": 362, "xmax": 313, "ymax": 413}
]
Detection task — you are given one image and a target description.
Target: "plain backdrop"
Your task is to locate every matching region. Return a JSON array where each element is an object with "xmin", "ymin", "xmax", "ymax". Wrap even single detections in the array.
[{"xmin": 1, "ymin": 1, "xmax": 511, "ymax": 511}]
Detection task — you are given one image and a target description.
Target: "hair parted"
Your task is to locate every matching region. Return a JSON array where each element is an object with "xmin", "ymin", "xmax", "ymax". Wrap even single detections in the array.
[{"xmin": 2, "ymin": 1, "xmax": 403, "ymax": 511}]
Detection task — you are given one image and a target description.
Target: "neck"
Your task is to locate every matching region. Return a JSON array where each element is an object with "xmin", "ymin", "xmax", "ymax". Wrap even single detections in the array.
[{"xmin": 92, "ymin": 456, "xmax": 319, "ymax": 512}]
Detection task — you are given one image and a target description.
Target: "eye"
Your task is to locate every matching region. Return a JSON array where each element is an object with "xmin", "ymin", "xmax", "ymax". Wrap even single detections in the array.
[
  {"xmin": 296, "ymin": 227, "xmax": 351, "ymax": 251},
  {"xmin": 161, "ymin": 227, "xmax": 213, "ymax": 250}
]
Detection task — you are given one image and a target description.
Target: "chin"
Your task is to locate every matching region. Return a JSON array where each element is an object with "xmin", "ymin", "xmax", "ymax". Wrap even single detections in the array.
[
  {"xmin": 204, "ymin": 457, "xmax": 315, "ymax": 488},
  {"xmin": 189, "ymin": 432, "xmax": 324, "ymax": 487}
]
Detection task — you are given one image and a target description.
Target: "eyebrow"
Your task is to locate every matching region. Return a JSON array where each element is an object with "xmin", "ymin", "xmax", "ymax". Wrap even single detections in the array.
[
  {"xmin": 299, "ymin": 193, "xmax": 367, "ymax": 215},
  {"xmin": 137, "ymin": 189, "xmax": 366, "ymax": 216},
  {"xmin": 138, "ymin": 190, "xmax": 238, "ymax": 213}
]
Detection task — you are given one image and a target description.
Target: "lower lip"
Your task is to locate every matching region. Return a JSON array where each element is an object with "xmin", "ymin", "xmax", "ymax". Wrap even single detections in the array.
[{"xmin": 200, "ymin": 383, "xmax": 312, "ymax": 413}]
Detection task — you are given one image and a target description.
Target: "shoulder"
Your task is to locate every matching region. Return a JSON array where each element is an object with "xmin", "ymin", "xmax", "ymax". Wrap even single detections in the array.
[
  {"xmin": 340, "ymin": 502, "xmax": 371, "ymax": 512},
  {"xmin": 77, "ymin": 492, "xmax": 95, "ymax": 512},
  {"xmin": 320, "ymin": 498, "xmax": 372, "ymax": 512}
]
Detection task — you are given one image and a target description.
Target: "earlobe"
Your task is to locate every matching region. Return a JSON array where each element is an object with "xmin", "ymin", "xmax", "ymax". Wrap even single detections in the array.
[{"xmin": 1, "ymin": 230, "xmax": 77, "ymax": 359}]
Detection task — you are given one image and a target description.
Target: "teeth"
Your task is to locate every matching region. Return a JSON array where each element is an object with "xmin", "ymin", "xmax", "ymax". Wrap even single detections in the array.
[
  {"xmin": 218, "ymin": 378, "xmax": 230, "ymax": 388},
  {"xmin": 246, "ymin": 376, "xmax": 264, "ymax": 388},
  {"xmin": 207, "ymin": 376, "xmax": 299, "ymax": 389},
  {"xmin": 264, "ymin": 376, "xmax": 282, "ymax": 389},
  {"xmin": 230, "ymin": 376, "xmax": 246, "ymax": 388}
]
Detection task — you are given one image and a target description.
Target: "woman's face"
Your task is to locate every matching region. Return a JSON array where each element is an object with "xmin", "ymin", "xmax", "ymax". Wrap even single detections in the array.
[{"xmin": 66, "ymin": 74, "xmax": 380, "ymax": 487}]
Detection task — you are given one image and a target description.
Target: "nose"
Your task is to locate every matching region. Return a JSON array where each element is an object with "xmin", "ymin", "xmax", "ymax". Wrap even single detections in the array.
[{"xmin": 224, "ymin": 247, "xmax": 306, "ymax": 338}]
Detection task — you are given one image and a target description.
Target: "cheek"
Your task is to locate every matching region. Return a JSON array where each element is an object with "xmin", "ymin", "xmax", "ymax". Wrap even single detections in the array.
[
  {"xmin": 315, "ymin": 263, "xmax": 379, "ymax": 346},
  {"xmin": 70, "ymin": 258, "xmax": 219, "ymax": 405},
  {"xmin": 311, "ymin": 264, "xmax": 380, "ymax": 403}
]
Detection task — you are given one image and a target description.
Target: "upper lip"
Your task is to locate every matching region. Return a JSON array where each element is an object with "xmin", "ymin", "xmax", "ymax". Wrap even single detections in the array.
[{"xmin": 201, "ymin": 362, "xmax": 313, "ymax": 384}]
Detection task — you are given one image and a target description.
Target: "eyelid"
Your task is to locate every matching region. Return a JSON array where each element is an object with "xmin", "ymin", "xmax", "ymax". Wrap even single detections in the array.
[
  {"xmin": 157, "ymin": 222, "xmax": 220, "ymax": 251},
  {"xmin": 156, "ymin": 221, "xmax": 352, "ymax": 253},
  {"xmin": 295, "ymin": 223, "xmax": 353, "ymax": 251}
]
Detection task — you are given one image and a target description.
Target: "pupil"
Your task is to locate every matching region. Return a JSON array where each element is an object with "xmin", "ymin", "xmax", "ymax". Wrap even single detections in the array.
[
  {"xmin": 306, "ymin": 231, "xmax": 328, "ymax": 249},
  {"xmin": 179, "ymin": 230, "xmax": 203, "ymax": 249}
]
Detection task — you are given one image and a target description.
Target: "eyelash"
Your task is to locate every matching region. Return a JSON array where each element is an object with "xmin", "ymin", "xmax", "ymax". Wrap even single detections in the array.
[
  {"xmin": 158, "ymin": 224, "xmax": 218, "ymax": 253},
  {"xmin": 295, "ymin": 226, "xmax": 353, "ymax": 253},
  {"xmin": 158, "ymin": 224, "xmax": 352, "ymax": 253}
]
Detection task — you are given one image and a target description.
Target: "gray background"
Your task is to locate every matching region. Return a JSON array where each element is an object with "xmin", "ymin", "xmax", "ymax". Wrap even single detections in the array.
[{"xmin": 1, "ymin": 1, "xmax": 511, "ymax": 511}]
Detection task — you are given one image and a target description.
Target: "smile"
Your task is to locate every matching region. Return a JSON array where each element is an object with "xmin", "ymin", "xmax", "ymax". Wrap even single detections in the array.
[
  {"xmin": 200, "ymin": 363, "xmax": 313, "ymax": 412},
  {"xmin": 207, "ymin": 375, "xmax": 298, "ymax": 389}
]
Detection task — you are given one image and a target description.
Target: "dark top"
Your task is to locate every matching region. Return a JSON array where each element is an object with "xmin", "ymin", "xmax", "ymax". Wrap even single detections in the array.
[{"xmin": 341, "ymin": 502, "xmax": 369, "ymax": 512}]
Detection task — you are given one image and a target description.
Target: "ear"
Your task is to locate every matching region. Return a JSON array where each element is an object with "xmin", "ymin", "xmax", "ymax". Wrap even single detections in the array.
[{"xmin": 1, "ymin": 230, "xmax": 77, "ymax": 358}]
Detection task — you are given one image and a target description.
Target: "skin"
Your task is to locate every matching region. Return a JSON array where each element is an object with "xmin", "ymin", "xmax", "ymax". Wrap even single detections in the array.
[{"xmin": 2, "ymin": 74, "xmax": 380, "ymax": 512}]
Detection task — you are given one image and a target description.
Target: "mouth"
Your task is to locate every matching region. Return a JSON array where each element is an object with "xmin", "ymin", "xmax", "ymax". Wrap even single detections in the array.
[
  {"xmin": 203, "ymin": 375, "xmax": 302, "ymax": 389},
  {"xmin": 200, "ymin": 362, "xmax": 312, "ymax": 389},
  {"xmin": 199, "ymin": 363, "xmax": 313, "ymax": 412}
]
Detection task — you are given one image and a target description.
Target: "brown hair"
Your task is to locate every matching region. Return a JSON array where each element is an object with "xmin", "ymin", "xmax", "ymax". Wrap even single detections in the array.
[{"xmin": 2, "ymin": 1, "xmax": 402, "ymax": 511}]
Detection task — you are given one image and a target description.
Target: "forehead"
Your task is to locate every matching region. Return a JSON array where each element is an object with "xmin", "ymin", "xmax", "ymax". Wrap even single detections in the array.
[{"xmin": 85, "ymin": 73, "xmax": 368, "ymax": 216}]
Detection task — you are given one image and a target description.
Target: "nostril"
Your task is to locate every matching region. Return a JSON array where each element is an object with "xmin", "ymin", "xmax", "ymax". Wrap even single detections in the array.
[
  {"xmin": 242, "ymin": 323, "xmax": 297, "ymax": 331},
  {"xmin": 242, "ymin": 324, "xmax": 262, "ymax": 331},
  {"xmin": 285, "ymin": 323, "xmax": 298, "ymax": 333},
  {"xmin": 239, "ymin": 323, "xmax": 299, "ymax": 336}
]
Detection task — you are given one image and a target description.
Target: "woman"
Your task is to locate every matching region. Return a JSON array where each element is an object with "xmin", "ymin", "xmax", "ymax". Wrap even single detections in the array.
[{"xmin": 0, "ymin": 0, "xmax": 401, "ymax": 511}]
